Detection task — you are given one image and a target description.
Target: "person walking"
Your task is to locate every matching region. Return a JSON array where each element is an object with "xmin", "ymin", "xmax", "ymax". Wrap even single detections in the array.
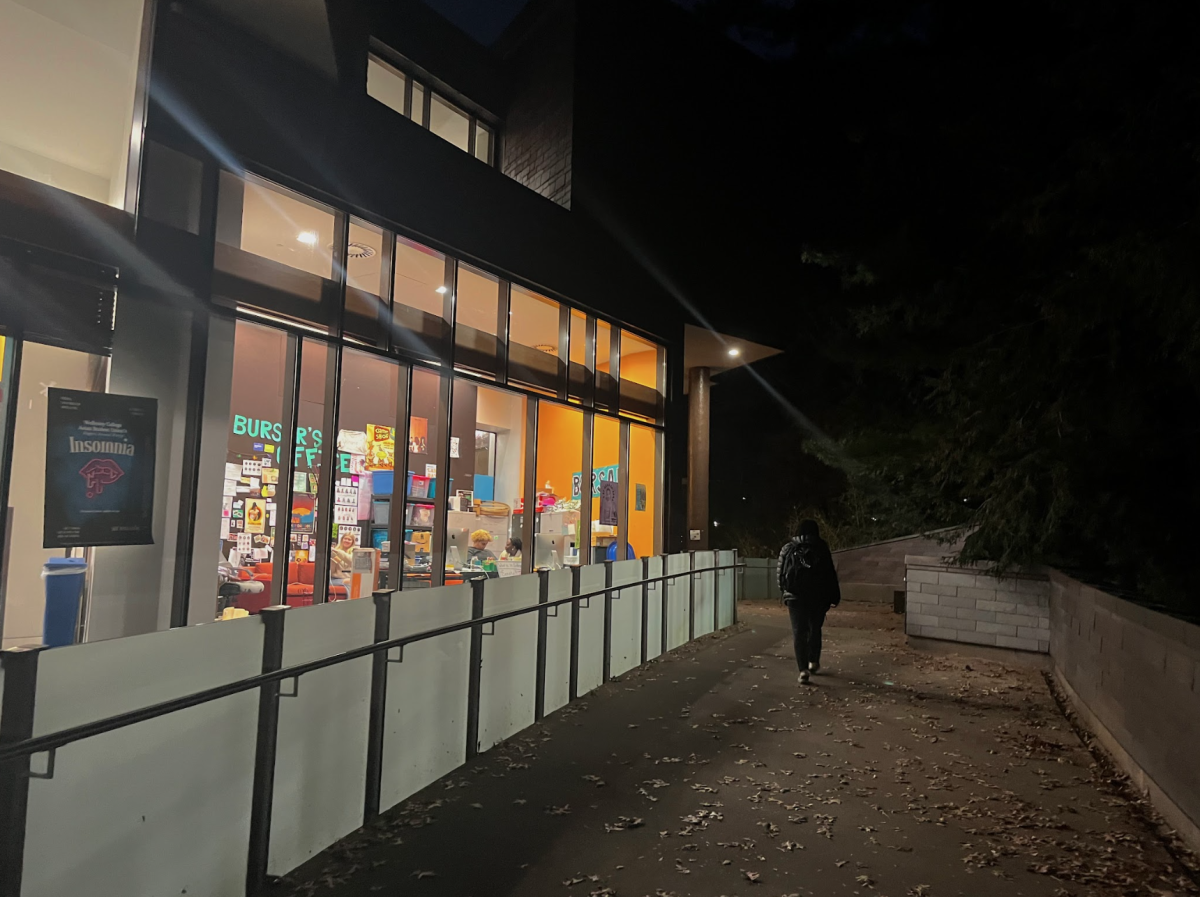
[{"xmin": 778, "ymin": 519, "xmax": 841, "ymax": 684}]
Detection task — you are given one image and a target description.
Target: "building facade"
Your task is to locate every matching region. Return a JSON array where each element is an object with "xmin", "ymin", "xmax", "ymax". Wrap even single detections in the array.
[{"xmin": 0, "ymin": 0, "xmax": 776, "ymax": 648}]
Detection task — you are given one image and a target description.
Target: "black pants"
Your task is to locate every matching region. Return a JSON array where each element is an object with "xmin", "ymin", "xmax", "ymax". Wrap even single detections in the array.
[{"xmin": 786, "ymin": 597, "xmax": 829, "ymax": 672}]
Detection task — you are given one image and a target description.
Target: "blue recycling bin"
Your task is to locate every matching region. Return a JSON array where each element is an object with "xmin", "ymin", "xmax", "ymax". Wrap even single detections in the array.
[{"xmin": 43, "ymin": 557, "xmax": 87, "ymax": 648}]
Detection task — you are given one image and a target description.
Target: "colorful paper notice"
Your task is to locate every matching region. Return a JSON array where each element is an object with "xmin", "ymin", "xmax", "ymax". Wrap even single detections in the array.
[{"xmin": 245, "ymin": 498, "xmax": 267, "ymax": 534}]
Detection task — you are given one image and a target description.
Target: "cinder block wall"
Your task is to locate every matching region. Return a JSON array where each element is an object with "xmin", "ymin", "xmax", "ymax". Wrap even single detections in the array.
[
  {"xmin": 1050, "ymin": 571, "xmax": 1200, "ymax": 849},
  {"xmin": 905, "ymin": 555, "xmax": 1050, "ymax": 652},
  {"xmin": 834, "ymin": 531, "xmax": 966, "ymax": 601}
]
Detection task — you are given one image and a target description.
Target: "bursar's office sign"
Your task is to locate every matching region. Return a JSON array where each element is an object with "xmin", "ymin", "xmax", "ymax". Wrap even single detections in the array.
[{"xmin": 44, "ymin": 389, "xmax": 157, "ymax": 548}]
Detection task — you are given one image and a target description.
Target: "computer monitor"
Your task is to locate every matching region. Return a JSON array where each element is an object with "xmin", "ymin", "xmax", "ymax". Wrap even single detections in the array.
[
  {"xmin": 445, "ymin": 528, "xmax": 470, "ymax": 568},
  {"xmin": 535, "ymin": 532, "xmax": 570, "ymax": 570}
]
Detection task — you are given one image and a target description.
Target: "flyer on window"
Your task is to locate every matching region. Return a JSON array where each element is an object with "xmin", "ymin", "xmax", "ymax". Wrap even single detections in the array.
[{"xmin": 44, "ymin": 389, "xmax": 157, "ymax": 548}]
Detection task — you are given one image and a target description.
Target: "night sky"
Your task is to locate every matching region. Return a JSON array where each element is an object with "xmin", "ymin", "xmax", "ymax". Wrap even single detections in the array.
[{"xmin": 419, "ymin": 0, "xmax": 531, "ymax": 44}]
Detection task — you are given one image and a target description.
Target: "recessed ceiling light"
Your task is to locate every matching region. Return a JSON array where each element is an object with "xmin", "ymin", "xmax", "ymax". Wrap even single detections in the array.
[
  {"xmin": 296, "ymin": 231, "xmax": 318, "ymax": 245},
  {"xmin": 727, "ymin": 347, "xmax": 741, "ymax": 357},
  {"xmin": 436, "ymin": 286, "xmax": 448, "ymax": 294}
]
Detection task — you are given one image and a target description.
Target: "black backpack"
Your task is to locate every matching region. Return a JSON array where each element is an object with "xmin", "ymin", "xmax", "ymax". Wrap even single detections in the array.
[{"xmin": 780, "ymin": 537, "xmax": 821, "ymax": 596}]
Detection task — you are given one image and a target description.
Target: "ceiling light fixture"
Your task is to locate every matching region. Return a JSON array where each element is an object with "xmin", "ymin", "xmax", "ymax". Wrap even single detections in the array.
[
  {"xmin": 296, "ymin": 231, "xmax": 318, "ymax": 246},
  {"xmin": 727, "ymin": 347, "xmax": 741, "ymax": 357},
  {"xmin": 436, "ymin": 286, "xmax": 448, "ymax": 294}
]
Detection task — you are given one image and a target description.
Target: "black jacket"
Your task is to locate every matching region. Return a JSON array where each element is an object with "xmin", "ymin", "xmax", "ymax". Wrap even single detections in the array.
[{"xmin": 777, "ymin": 535, "xmax": 841, "ymax": 607}]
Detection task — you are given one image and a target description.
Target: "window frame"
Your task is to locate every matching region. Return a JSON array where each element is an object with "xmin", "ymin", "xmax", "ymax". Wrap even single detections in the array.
[{"xmin": 366, "ymin": 46, "xmax": 500, "ymax": 167}]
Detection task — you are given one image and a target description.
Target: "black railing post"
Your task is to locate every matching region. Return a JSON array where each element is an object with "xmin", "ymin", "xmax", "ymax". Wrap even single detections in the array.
[
  {"xmin": 660, "ymin": 554, "xmax": 670, "ymax": 654},
  {"xmin": 732, "ymin": 549, "xmax": 740, "ymax": 625},
  {"xmin": 364, "ymin": 590, "xmax": 392, "ymax": 823},
  {"xmin": 568, "ymin": 565, "xmax": 581, "ymax": 701},
  {"xmin": 713, "ymin": 549, "xmax": 721, "ymax": 633},
  {"xmin": 465, "ymin": 578, "xmax": 486, "ymax": 760},
  {"xmin": 602, "ymin": 560, "xmax": 614, "ymax": 683},
  {"xmin": 535, "ymin": 570, "xmax": 549, "ymax": 721},
  {"xmin": 688, "ymin": 551, "xmax": 696, "ymax": 641},
  {"xmin": 247, "ymin": 605, "xmax": 288, "ymax": 897},
  {"xmin": 640, "ymin": 557, "xmax": 650, "ymax": 665},
  {"xmin": 0, "ymin": 645, "xmax": 46, "ymax": 897}
]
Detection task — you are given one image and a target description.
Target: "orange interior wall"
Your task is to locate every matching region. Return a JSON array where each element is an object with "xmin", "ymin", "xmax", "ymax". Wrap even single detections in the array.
[{"xmin": 536, "ymin": 401, "xmax": 583, "ymax": 502}]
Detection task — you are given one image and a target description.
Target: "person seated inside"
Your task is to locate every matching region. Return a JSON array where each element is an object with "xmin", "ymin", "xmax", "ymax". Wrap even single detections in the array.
[
  {"xmin": 330, "ymin": 531, "xmax": 356, "ymax": 584},
  {"xmin": 504, "ymin": 537, "xmax": 522, "ymax": 559},
  {"xmin": 467, "ymin": 529, "xmax": 497, "ymax": 566}
]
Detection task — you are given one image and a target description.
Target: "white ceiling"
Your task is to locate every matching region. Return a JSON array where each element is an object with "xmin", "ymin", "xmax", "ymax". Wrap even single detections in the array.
[{"xmin": 0, "ymin": 0, "xmax": 142, "ymax": 200}]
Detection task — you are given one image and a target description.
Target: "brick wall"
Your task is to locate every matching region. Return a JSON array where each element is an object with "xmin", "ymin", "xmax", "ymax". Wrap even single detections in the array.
[
  {"xmin": 1050, "ymin": 570, "xmax": 1200, "ymax": 850},
  {"xmin": 498, "ymin": 2, "xmax": 574, "ymax": 209},
  {"xmin": 905, "ymin": 555, "xmax": 1050, "ymax": 652}
]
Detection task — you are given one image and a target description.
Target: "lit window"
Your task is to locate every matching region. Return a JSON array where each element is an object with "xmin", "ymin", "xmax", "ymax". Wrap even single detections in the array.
[
  {"xmin": 430, "ymin": 94, "xmax": 471, "ymax": 152},
  {"xmin": 367, "ymin": 55, "xmax": 408, "ymax": 117}
]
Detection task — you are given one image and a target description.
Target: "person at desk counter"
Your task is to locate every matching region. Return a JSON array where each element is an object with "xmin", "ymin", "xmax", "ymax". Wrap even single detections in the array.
[
  {"xmin": 467, "ymin": 529, "xmax": 497, "ymax": 565},
  {"xmin": 503, "ymin": 537, "xmax": 522, "ymax": 559},
  {"xmin": 330, "ymin": 532, "xmax": 357, "ymax": 584}
]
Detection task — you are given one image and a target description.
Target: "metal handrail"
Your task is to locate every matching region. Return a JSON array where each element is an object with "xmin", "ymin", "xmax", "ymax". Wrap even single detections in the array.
[{"xmin": 0, "ymin": 562, "xmax": 743, "ymax": 765}]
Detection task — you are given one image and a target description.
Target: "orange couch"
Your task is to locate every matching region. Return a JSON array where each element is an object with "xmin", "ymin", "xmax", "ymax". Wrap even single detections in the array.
[{"xmin": 235, "ymin": 561, "xmax": 349, "ymax": 614}]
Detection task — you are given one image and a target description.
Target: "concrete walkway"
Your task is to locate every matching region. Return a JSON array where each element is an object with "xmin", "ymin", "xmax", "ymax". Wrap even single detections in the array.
[{"xmin": 277, "ymin": 604, "xmax": 1199, "ymax": 897}]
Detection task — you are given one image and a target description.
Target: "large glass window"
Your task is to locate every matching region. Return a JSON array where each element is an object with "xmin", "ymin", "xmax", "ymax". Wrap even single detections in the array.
[
  {"xmin": 567, "ymin": 309, "xmax": 592, "ymax": 405},
  {"xmin": 454, "ymin": 263, "xmax": 502, "ymax": 378},
  {"xmin": 411, "ymin": 82, "xmax": 427, "ymax": 127},
  {"xmin": 214, "ymin": 173, "xmax": 342, "ymax": 331},
  {"xmin": 334, "ymin": 350, "xmax": 407, "ymax": 591},
  {"xmin": 595, "ymin": 320, "xmax": 618, "ymax": 413},
  {"xmin": 628, "ymin": 424, "xmax": 662, "ymax": 558},
  {"xmin": 393, "ymin": 236, "xmax": 450, "ymax": 359},
  {"xmin": 591, "ymin": 415, "xmax": 624, "ymax": 563},
  {"xmin": 475, "ymin": 124, "xmax": 493, "ymax": 164},
  {"xmin": 534, "ymin": 402, "xmax": 584, "ymax": 568},
  {"xmin": 403, "ymin": 368, "xmax": 446, "ymax": 588},
  {"xmin": 217, "ymin": 173, "xmax": 336, "ymax": 279},
  {"xmin": 363, "ymin": 46, "xmax": 497, "ymax": 165},
  {"xmin": 430, "ymin": 94, "xmax": 471, "ymax": 152},
  {"xmin": 214, "ymin": 321, "xmax": 295, "ymax": 616},
  {"xmin": 0, "ymin": 0, "xmax": 146, "ymax": 207},
  {"xmin": 619, "ymin": 330, "xmax": 666, "ymax": 423},
  {"xmin": 367, "ymin": 55, "xmax": 408, "ymax": 116},
  {"xmin": 446, "ymin": 381, "xmax": 526, "ymax": 578},
  {"xmin": 508, "ymin": 286, "xmax": 564, "ymax": 395},
  {"xmin": 344, "ymin": 218, "xmax": 388, "ymax": 348},
  {"xmin": 285, "ymin": 339, "xmax": 336, "ymax": 600}
]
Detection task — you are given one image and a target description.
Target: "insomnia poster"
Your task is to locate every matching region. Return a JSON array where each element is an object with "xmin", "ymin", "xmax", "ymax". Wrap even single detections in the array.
[{"xmin": 44, "ymin": 389, "xmax": 157, "ymax": 548}]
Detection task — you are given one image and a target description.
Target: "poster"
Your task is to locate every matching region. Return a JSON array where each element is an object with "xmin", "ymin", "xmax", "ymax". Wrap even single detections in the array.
[
  {"xmin": 44, "ymin": 388, "xmax": 157, "ymax": 548},
  {"xmin": 262, "ymin": 467, "xmax": 279, "ymax": 485},
  {"xmin": 334, "ymin": 505, "xmax": 357, "ymax": 526},
  {"xmin": 366, "ymin": 424, "xmax": 395, "ymax": 470},
  {"xmin": 245, "ymin": 498, "xmax": 267, "ymax": 534},
  {"xmin": 291, "ymin": 495, "xmax": 315, "ymax": 533},
  {"xmin": 635, "ymin": 484, "xmax": 647, "ymax": 512},
  {"xmin": 222, "ymin": 496, "xmax": 233, "ymax": 518},
  {"xmin": 599, "ymin": 480, "xmax": 619, "ymax": 527},
  {"xmin": 242, "ymin": 458, "xmax": 262, "ymax": 477},
  {"xmin": 293, "ymin": 471, "xmax": 308, "ymax": 493},
  {"xmin": 450, "ymin": 436, "xmax": 460, "ymax": 459},
  {"xmin": 409, "ymin": 417, "xmax": 428, "ymax": 454}
]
